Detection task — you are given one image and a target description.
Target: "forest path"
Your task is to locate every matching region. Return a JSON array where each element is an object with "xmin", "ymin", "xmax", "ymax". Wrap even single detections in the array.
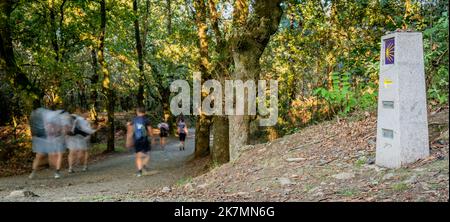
[{"xmin": 0, "ymin": 129, "xmax": 199, "ymax": 201}]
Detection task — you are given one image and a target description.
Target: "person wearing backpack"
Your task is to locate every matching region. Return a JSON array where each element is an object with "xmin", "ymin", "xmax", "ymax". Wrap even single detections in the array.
[
  {"xmin": 126, "ymin": 107, "xmax": 153, "ymax": 177},
  {"xmin": 157, "ymin": 118, "xmax": 169, "ymax": 150},
  {"xmin": 29, "ymin": 108, "xmax": 71, "ymax": 179},
  {"xmin": 176, "ymin": 115, "xmax": 188, "ymax": 151},
  {"xmin": 66, "ymin": 112, "xmax": 96, "ymax": 173}
]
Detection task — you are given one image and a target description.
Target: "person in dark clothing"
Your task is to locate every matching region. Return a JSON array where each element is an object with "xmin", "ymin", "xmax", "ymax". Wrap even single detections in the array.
[
  {"xmin": 157, "ymin": 118, "xmax": 169, "ymax": 150},
  {"xmin": 126, "ymin": 107, "xmax": 153, "ymax": 177},
  {"xmin": 176, "ymin": 115, "xmax": 188, "ymax": 151}
]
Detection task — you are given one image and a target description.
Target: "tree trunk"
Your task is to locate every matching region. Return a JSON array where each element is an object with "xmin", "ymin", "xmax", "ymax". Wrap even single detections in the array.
[
  {"xmin": 207, "ymin": 0, "xmax": 233, "ymax": 164},
  {"xmin": 90, "ymin": 48, "xmax": 99, "ymax": 143},
  {"xmin": 211, "ymin": 115, "xmax": 229, "ymax": 163},
  {"xmin": 106, "ymin": 90, "xmax": 116, "ymax": 151},
  {"xmin": 90, "ymin": 48, "xmax": 99, "ymax": 119},
  {"xmin": 49, "ymin": 0, "xmax": 60, "ymax": 62},
  {"xmin": 229, "ymin": 0, "xmax": 283, "ymax": 161},
  {"xmin": 142, "ymin": 0, "xmax": 150, "ymax": 51},
  {"xmin": 133, "ymin": 0, "xmax": 145, "ymax": 107},
  {"xmin": 195, "ymin": 115, "xmax": 211, "ymax": 157},
  {"xmin": 193, "ymin": 0, "xmax": 212, "ymax": 158},
  {"xmin": 211, "ymin": 65, "xmax": 230, "ymax": 163},
  {"xmin": 48, "ymin": 0, "xmax": 67, "ymax": 109},
  {"xmin": 166, "ymin": 0, "xmax": 172, "ymax": 35},
  {"xmin": 232, "ymin": 0, "xmax": 248, "ymax": 27},
  {"xmin": 97, "ymin": 0, "xmax": 114, "ymax": 152}
]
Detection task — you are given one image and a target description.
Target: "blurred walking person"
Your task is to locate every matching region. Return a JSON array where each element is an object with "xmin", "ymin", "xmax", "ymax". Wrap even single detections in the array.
[
  {"xmin": 29, "ymin": 108, "xmax": 71, "ymax": 179},
  {"xmin": 126, "ymin": 107, "xmax": 153, "ymax": 177},
  {"xmin": 157, "ymin": 118, "xmax": 169, "ymax": 150},
  {"xmin": 66, "ymin": 112, "xmax": 96, "ymax": 173},
  {"xmin": 176, "ymin": 115, "xmax": 188, "ymax": 151}
]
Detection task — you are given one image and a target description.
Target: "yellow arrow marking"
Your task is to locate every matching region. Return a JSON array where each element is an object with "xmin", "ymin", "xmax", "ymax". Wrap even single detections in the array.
[{"xmin": 383, "ymin": 78, "xmax": 393, "ymax": 88}]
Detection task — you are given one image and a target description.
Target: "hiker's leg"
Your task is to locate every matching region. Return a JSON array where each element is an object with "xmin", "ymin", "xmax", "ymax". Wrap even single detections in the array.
[
  {"xmin": 48, "ymin": 153, "xmax": 56, "ymax": 169},
  {"xmin": 68, "ymin": 150, "xmax": 75, "ymax": 170},
  {"xmin": 142, "ymin": 152, "xmax": 150, "ymax": 167},
  {"xmin": 82, "ymin": 150, "xmax": 88, "ymax": 168},
  {"xmin": 48, "ymin": 152, "xmax": 61, "ymax": 178},
  {"xmin": 76, "ymin": 150, "xmax": 83, "ymax": 165},
  {"xmin": 135, "ymin": 152, "xmax": 143, "ymax": 170},
  {"xmin": 49, "ymin": 152, "xmax": 62, "ymax": 179},
  {"xmin": 55, "ymin": 152, "xmax": 63, "ymax": 171},
  {"xmin": 180, "ymin": 133, "xmax": 186, "ymax": 150},
  {"xmin": 32, "ymin": 153, "xmax": 44, "ymax": 170},
  {"xmin": 29, "ymin": 153, "xmax": 44, "ymax": 179}
]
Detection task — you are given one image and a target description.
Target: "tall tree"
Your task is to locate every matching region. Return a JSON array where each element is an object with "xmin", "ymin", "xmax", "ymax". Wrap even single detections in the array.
[
  {"xmin": 228, "ymin": 0, "xmax": 284, "ymax": 161},
  {"xmin": 0, "ymin": 0, "xmax": 42, "ymax": 107},
  {"xmin": 89, "ymin": 47, "xmax": 100, "ymax": 142},
  {"xmin": 47, "ymin": 0, "xmax": 68, "ymax": 109},
  {"xmin": 166, "ymin": 0, "xmax": 172, "ymax": 35},
  {"xmin": 133, "ymin": 0, "xmax": 145, "ymax": 107},
  {"xmin": 141, "ymin": 0, "xmax": 150, "ymax": 52},
  {"xmin": 48, "ymin": 0, "xmax": 67, "ymax": 62},
  {"xmin": 208, "ymin": 0, "xmax": 232, "ymax": 164},
  {"xmin": 193, "ymin": 0, "xmax": 212, "ymax": 158},
  {"xmin": 97, "ymin": 0, "xmax": 115, "ymax": 152}
]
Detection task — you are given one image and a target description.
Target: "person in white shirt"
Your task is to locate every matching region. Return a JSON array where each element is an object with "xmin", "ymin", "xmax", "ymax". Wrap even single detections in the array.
[
  {"xmin": 29, "ymin": 108, "xmax": 71, "ymax": 179},
  {"xmin": 66, "ymin": 113, "xmax": 96, "ymax": 173}
]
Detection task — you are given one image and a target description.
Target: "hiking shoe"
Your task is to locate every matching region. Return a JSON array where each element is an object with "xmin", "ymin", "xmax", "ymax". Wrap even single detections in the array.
[
  {"xmin": 68, "ymin": 168, "xmax": 74, "ymax": 174},
  {"xmin": 28, "ymin": 171, "xmax": 36, "ymax": 179},
  {"xmin": 136, "ymin": 170, "xmax": 142, "ymax": 177},
  {"xmin": 54, "ymin": 172, "xmax": 61, "ymax": 179},
  {"xmin": 82, "ymin": 166, "xmax": 88, "ymax": 172}
]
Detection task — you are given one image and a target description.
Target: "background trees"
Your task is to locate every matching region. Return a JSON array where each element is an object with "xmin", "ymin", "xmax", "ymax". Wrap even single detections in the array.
[{"xmin": 0, "ymin": 0, "xmax": 448, "ymax": 164}]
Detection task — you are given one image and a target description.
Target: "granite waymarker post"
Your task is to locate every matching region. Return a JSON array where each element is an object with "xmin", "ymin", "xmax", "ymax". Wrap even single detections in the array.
[{"xmin": 376, "ymin": 32, "xmax": 429, "ymax": 168}]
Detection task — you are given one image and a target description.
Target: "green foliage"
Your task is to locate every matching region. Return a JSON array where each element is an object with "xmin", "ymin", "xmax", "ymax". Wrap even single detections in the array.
[
  {"xmin": 261, "ymin": 0, "xmax": 448, "ymax": 139},
  {"xmin": 355, "ymin": 157, "xmax": 367, "ymax": 168},
  {"xmin": 424, "ymin": 11, "xmax": 449, "ymax": 106},
  {"xmin": 313, "ymin": 72, "xmax": 357, "ymax": 115},
  {"xmin": 1, "ymin": 0, "xmax": 448, "ymax": 148},
  {"xmin": 2, "ymin": 0, "xmax": 198, "ymax": 116}
]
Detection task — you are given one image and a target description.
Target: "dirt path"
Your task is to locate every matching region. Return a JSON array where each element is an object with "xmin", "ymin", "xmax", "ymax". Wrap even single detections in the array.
[
  {"xmin": 0, "ymin": 129, "xmax": 203, "ymax": 202},
  {"xmin": 126, "ymin": 111, "xmax": 448, "ymax": 202}
]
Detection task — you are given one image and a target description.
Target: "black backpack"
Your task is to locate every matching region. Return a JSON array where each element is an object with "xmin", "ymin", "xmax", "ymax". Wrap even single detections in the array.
[
  {"xmin": 71, "ymin": 116, "xmax": 90, "ymax": 137},
  {"xmin": 30, "ymin": 109, "xmax": 46, "ymax": 138},
  {"xmin": 74, "ymin": 126, "xmax": 90, "ymax": 137}
]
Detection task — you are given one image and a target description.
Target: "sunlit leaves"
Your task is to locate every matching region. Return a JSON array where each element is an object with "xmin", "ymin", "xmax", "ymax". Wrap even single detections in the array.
[{"xmin": 260, "ymin": 0, "xmax": 448, "ymax": 136}]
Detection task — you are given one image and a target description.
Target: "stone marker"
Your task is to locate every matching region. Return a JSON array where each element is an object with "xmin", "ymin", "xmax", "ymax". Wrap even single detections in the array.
[{"xmin": 376, "ymin": 31, "xmax": 429, "ymax": 168}]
